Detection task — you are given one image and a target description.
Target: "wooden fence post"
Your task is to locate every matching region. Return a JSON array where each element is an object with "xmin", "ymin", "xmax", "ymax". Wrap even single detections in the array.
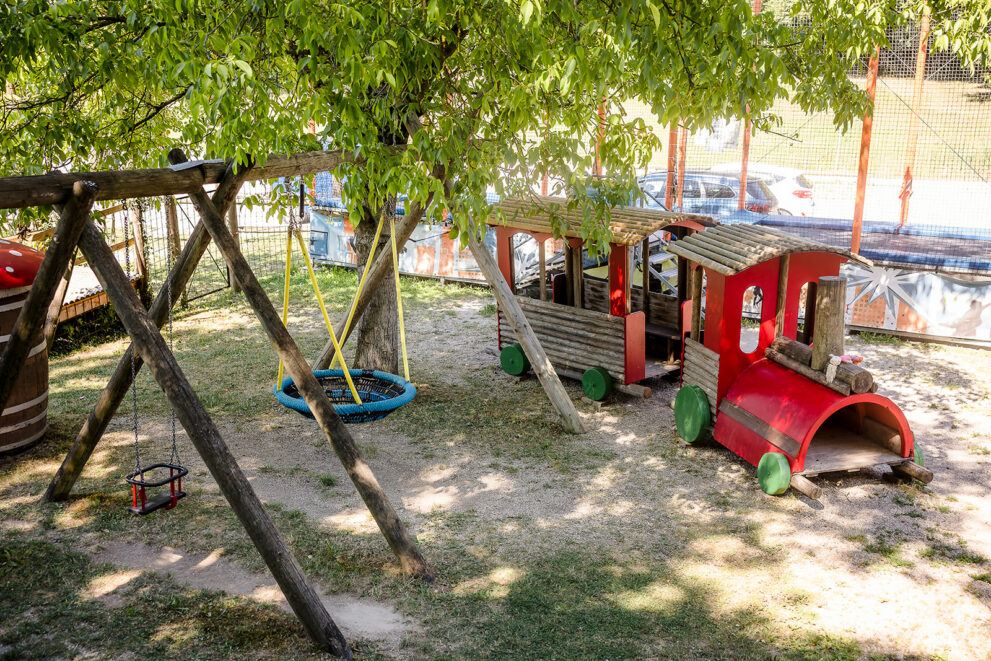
[
  {"xmin": 75, "ymin": 219, "xmax": 352, "ymax": 659},
  {"xmin": 170, "ymin": 149, "xmax": 434, "ymax": 581},
  {"xmin": 43, "ymin": 164, "xmax": 248, "ymax": 503},
  {"xmin": 228, "ymin": 204, "xmax": 241, "ymax": 293},
  {"xmin": 810, "ymin": 276, "xmax": 846, "ymax": 372},
  {"xmin": 0, "ymin": 182, "xmax": 96, "ymax": 413},
  {"xmin": 465, "ymin": 222, "xmax": 585, "ymax": 434}
]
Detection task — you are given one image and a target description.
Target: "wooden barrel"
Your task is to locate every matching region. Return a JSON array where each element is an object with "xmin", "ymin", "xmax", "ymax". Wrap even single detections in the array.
[{"xmin": 0, "ymin": 241, "xmax": 49, "ymax": 453}]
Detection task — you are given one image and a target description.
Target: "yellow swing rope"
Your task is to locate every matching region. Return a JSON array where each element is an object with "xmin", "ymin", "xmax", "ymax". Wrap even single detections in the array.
[
  {"xmin": 340, "ymin": 209, "xmax": 387, "ymax": 343},
  {"xmin": 276, "ymin": 226, "xmax": 363, "ymax": 404},
  {"xmin": 292, "ymin": 229, "xmax": 363, "ymax": 403},
  {"xmin": 390, "ymin": 217, "xmax": 410, "ymax": 381}
]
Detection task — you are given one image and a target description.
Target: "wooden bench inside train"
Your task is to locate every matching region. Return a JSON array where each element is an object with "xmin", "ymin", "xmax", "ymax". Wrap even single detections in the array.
[
  {"xmin": 666, "ymin": 223, "xmax": 934, "ymax": 500},
  {"xmin": 489, "ymin": 195, "xmax": 713, "ymax": 401}
]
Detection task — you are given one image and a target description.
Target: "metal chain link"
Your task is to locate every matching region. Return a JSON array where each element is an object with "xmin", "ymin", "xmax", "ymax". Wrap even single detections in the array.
[
  {"xmin": 124, "ymin": 206, "xmax": 141, "ymax": 472},
  {"xmin": 166, "ymin": 225, "xmax": 181, "ymax": 467}
]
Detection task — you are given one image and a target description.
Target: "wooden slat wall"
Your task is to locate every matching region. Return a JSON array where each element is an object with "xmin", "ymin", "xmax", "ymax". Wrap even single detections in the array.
[
  {"xmin": 582, "ymin": 279, "xmax": 679, "ymax": 328},
  {"xmin": 682, "ymin": 337, "xmax": 719, "ymax": 414},
  {"xmin": 498, "ymin": 296, "xmax": 627, "ymax": 381}
]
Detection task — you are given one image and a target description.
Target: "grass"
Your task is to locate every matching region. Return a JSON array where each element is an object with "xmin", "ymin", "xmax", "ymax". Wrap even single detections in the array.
[
  {"xmin": 0, "ymin": 538, "xmax": 323, "ymax": 660},
  {"xmin": 856, "ymin": 331, "xmax": 907, "ymax": 346}
]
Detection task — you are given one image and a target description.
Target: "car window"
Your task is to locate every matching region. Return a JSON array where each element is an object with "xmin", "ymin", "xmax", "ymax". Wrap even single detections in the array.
[
  {"xmin": 746, "ymin": 181, "xmax": 769, "ymax": 199},
  {"xmin": 705, "ymin": 182, "xmax": 735, "ymax": 199},
  {"xmin": 642, "ymin": 178, "xmax": 666, "ymax": 197},
  {"xmin": 797, "ymin": 175, "xmax": 813, "ymax": 189},
  {"xmin": 681, "ymin": 178, "xmax": 701, "ymax": 198}
]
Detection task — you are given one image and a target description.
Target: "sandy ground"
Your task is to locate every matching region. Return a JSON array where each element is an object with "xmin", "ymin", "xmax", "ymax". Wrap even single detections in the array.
[{"xmin": 58, "ymin": 297, "xmax": 991, "ymax": 659}]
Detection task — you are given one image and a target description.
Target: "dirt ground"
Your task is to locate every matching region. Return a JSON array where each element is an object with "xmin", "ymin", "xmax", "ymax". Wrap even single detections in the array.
[{"xmin": 4, "ymin": 284, "xmax": 991, "ymax": 659}]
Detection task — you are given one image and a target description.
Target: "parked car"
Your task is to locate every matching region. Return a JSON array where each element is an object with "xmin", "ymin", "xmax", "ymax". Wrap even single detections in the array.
[
  {"xmin": 707, "ymin": 163, "xmax": 814, "ymax": 216},
  {"xmin": 638, "ymin": 171, "xmax": 779, "ymax": 217}
]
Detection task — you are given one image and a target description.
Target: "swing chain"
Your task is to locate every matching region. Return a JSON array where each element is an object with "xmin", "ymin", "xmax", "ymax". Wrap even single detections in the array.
[
  {"xmin": 124, "ymin": 206, "xmax": 141, "ymax": 472},
  {"xmin": 166, "ymin": 214, "xmax": 181, "ymax": 468}
]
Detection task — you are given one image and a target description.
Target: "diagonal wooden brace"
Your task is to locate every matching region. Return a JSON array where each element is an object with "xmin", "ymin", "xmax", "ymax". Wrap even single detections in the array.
[
  {"xmin": 43, "ymin": 162, "xmax": 249, "ymax": 503},
  {"xmin": 172, "ymin": 148, "xmax": 433, "ymax": 581},
  {"xmin": 0, "ymin": 181, "xmax": 97, "ymax": 414},
  {"xmin": 75, "ymin": 219, "xmax": 352, "ymax": 659}
]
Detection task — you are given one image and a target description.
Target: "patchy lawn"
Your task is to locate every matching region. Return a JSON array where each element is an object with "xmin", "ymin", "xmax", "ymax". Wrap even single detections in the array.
[{"xmin": 3, "ymin": 266, "xmax": 990, "ymax": 659}]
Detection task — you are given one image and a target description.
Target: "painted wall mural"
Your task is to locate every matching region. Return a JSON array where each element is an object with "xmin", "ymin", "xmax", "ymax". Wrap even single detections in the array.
[{"xmin": 843, "ymin": 262, "xmax": 991, "ymax": 342}]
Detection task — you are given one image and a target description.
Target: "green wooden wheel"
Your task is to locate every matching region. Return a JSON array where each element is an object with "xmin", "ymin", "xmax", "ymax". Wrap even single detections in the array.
[
  {"xmin": 757, "ymin": 452, "xmax": 792, "ymax": 495},
  {"xmin": 912, "ymin": 443, "xmax": 925, "ymax": 467},
  {"xmin": 582, "ymin": 367, "xmax": 613, "ymax": 401},
  {"xmin": 500, "ymin": 343, "xmax": 530, "ymax": 376},
  {"xmin": 674, "ymin": 385, "xmax": 710, "ymax": 443}
]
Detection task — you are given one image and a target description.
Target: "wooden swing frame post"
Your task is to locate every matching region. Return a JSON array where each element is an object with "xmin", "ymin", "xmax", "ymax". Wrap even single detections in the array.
[
  {"xmin": 464, "ymin": 221, "xmax": 586, "ymax": 434},
  {"xmin": 0, "ymin": 181, "xmax": 97, "ymax": 414},
  {"xmin": 172, "ymin": 149, "xmax": 433, "ymax": 581},
  {"xmin": 43, "ymin": 162, "xmax": 249, "ymax": 502},
  {"xmin": 75, "ymin": 219, "xmax": 352, "ymax": 659}
]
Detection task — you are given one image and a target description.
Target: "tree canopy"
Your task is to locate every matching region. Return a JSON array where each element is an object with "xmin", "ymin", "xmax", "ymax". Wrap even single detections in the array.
[{"xmin": 2, "ymin": 0, "xmax": 989, "ymax": 247}]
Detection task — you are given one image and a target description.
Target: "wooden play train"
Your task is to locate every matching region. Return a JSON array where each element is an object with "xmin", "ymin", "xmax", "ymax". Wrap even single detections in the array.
[{"xmin": 490, "ymin": 197, "xmax": 932, "ymax": 499}]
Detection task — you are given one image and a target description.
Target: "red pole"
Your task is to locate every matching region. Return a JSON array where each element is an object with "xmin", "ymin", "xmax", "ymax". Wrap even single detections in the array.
[
  {"xmin": 677, "ymin": 124, "xmax": 688, "ymax": 210},
  {"xmin": 898, "ymin": 8, "xmax": 931, "ymax": 227},
  {"xmin": 852, "ymin": 47, "xmax": 880, "ymax": 254},
  {"xmin": 739, "ymin": 0, "xmax": 762, "ymax": 211},
  {"xmin": 665, "ymin": 123, "xmax": 678, "ymax": 209}
]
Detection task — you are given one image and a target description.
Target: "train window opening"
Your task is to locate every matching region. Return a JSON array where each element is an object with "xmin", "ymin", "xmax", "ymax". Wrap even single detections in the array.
[{"xmin": 740, "ymin": 285, "xmax": 763, "ymax": 353}]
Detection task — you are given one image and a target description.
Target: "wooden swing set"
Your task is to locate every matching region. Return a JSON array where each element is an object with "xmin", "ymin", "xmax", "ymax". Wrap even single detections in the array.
[
  {"xmin": 0, "ymin": 145, "xmax": 602, "ymax": 657},
  {"xmin": 0, "ymin": 147, "xmax": 437, "ymax": 660}
]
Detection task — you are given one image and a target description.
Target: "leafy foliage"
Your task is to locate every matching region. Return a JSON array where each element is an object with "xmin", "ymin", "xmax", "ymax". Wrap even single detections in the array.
[{"xmin": 2, "ymin": 0, "xmax": 990, "ymax": 248}]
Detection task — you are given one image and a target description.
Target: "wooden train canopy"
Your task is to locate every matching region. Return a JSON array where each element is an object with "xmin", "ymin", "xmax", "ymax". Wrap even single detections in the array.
[
  {"xmin": 666, "ymin": 223, "xmax": 872, "ymax": 275},
  {"xmin": 491, "ymin": 195, "xmax": 714, "ymax": 246}
]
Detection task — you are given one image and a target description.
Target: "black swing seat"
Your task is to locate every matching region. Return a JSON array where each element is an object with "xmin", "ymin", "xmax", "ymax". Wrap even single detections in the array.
[{"xmin": 125, "ymin": 463, "xmax": 188, "ymax": 515}]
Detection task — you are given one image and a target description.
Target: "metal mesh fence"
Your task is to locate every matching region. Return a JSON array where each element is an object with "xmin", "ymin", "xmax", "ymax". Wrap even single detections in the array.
[{"xmin": 625, "ymin": 12, "xmax": 991, "ymax": 276}]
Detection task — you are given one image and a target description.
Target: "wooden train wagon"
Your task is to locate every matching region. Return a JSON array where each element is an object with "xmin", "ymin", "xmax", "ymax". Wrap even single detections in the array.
[
  {"xmin": 666, "ymin": 223, "xmax": 933, "ymax": 499},
  {"xmin": 490, "ymin": 196, "xmax": 710, "ymax": 399}
]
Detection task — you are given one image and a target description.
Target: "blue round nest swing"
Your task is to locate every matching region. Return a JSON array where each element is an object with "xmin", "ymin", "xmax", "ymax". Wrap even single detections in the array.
[{"xmin": 274, "ymin": 369, "xmax": 416, "ymax": 424}]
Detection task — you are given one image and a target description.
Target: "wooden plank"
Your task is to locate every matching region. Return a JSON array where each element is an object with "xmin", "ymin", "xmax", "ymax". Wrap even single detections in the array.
[
  {"xmin": 690, "ymin": 266, "xmax": 703, "ymax": 340},
  {"xmin": 516, "ymin": 296, "xmax": 627, "ymax": 330},
  {"xmin": 74, "ymin": 220, "xmax": 352, "ymax": 659},
  {"xmin": 684, "ymin": 337, "xmax": 719, "ymax": 366},
  {"xmin": 718, "ymin": 400, "xmax": 802, "ymax": 457},
  {"xmin": 499, "ymin": 322, "xmax": 625, "ymax": 357},
  {"xmin": 799, "ymin": 424, "xmax": 904, "ymax": 476},
  {"xmin": 538, "ymin": 240, "xmax": 547, "ymax": 301},
  {"xmin": 775, "ymin": 254, "xmax": 789, "ymax": 337},
  {"xmin": 44, "ymin": 258, "xmax": 74, "ymax": 351},
  {"xmin": 0, "ymin": 149, "xmax": 368, "ymax": 210},
  {"xmin": 0, "ymin": 181, "xmax": 96, "ymax": 415},
  {"xmin": 176, "ymin": 148, "xmax": 434, "ymax": 580},
  {"xmin": 467, "ymin": 221, "xmax": 585, "ymax": 433},
  {"xmin": 44, "ymin": 161, "xmax": 250, "ymax": 503}
]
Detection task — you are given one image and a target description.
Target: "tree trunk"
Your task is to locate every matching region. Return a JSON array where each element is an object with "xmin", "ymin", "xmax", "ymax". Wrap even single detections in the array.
[{"xmin": 352, "ymin": 200, "xmax": 398, "ymax": 373}]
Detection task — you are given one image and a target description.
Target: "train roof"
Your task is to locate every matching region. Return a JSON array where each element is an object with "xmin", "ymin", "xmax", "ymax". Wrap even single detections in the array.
[
  {"xmin": 666, "ymin": 223, "xmax": 871, "ymax": 275},
  {"xmin": 491, "ymin": 195, "xmax": 714, "ymax": 246}
]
